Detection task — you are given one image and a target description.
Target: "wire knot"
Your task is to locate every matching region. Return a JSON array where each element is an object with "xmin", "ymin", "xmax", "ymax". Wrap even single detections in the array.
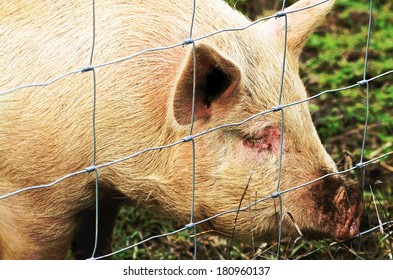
[
  {"xmin": 273, "ymin": 105, "xmax": 283, "ymax": 112},
  {"xmin": 357, "ymin": 79, "xmax": 368, "ymax": 86},
  {"xmin": 271, "ymin": 192, "xmax": 280, "ymax": 198},
  {"xmin": 82, "ymin": 65, "xmax": 94, "ymax": 73},
  {"xmin": 183, "ymin": 38, "xmax": 195, "ymax": 46},
  {"xmin": 275, "ymin": 10, "xmax": 287, "ymax": 19},
  {"xmin": 85, "ymin": 165, "xmax": 97, "ymax": 173},
  {"xmin": 182, "ymin": 135, "xmax": 194, "ymax": 142},
  {"xmin": 185, "ymin": 223, "xmax": 196, "ymax": 229},
  {"xmin": 355, "ymin": 162, "xmax": 365, "ymax": 169}
]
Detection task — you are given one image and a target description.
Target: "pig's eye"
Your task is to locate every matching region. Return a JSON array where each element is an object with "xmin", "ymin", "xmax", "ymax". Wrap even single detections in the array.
[
  {"xmin": 248, "ymin": 134, "xmax": 264, "ymax": 143},
  {"xmin": 242, "ymin": 126, "xmax": 281, "ymax": 152},
  {"xmin": 243, "ymin": 132, "xmax": 270, "ymax": 150}
]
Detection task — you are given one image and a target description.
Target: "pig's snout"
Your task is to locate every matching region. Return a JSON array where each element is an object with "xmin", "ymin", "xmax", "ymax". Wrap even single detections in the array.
[
  {"xmin": 305, "ymin": 174, "xmax": 364, "ymax": 240},
  {"xmin": 334, "ymin": 184, "xmax": 364, "ymax": 239}
]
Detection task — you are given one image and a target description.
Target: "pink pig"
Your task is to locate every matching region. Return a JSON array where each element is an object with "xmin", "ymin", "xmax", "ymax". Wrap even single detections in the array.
[{"xmin": 0, "ymin": 0, "xmax": 363, "ymax": 259}]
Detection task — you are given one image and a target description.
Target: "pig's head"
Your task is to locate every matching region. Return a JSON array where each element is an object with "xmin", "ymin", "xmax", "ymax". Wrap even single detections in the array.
[{"xmin": 151, "ymin": 0, "xmax": 364, "ymax": 242}]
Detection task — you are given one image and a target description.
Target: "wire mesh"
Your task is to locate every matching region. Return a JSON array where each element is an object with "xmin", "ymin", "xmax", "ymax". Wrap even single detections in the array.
[{"xmin": 0, "ymin": 0, "xmax": 392, "ymax": 260}]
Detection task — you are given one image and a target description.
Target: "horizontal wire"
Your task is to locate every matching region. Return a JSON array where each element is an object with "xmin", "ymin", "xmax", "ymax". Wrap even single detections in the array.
[
  {"xmin": 0, "ymin": 0, "xmax": 330, "ymax": 96},
  {"xmin": 0, "ymin": 73, "xmax": 391, "ymax": 201},
  {"xmin": 0, "ymin": 0, "xmax": 391, "ymax": 260}
]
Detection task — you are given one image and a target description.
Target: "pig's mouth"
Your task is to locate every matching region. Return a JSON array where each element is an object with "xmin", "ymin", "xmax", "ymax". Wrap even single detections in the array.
[
  {"xmin": 337, "ymin": 213, "xmax": 361, "ymax": 239},
  {"xmin": 290, "ymin": 177, "xmax": 364, "ymax": 241},
  {"xmin": 334, "ymin": 187, "xmax": 364, "ymax": 240},
  {"xmin": 285, "ymin": 199, "xmax": 363, "ymax": 241}
]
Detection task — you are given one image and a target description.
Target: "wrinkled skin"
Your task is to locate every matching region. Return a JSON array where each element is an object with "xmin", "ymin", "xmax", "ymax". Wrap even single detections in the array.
[{"xmin": 0, "ymin": 0, "xmax": 363, "ymax": 259}]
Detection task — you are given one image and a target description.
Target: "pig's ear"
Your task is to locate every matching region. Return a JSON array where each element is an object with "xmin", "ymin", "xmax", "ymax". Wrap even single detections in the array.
[
  {"xmin": 265, "ymin": 0, "xmax": 334, "ymax": 58},
  {"xmin": 173, "ymin": 44, "xmax": 241, "ymax": 125}
]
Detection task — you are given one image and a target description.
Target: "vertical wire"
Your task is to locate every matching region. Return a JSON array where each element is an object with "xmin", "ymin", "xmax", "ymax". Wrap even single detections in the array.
[
  {"xmin": 89, "ymin": 0, "xmax": 99, "ymax": 259},
  {"xmin": 189, "ymin": 0, "xmax": 198, "ymax": 260},
  {"xmin": 275, "ymin": 5, "xmax": 288, "ymax": 259},
  {"xmin": 360, "ymin": 82, "xmax": 369, "ymax": 189},
  {"xmin": 357, "ymin": 0, "xmax": 373, "ymax": 258},
  {"xmin": 280, "ymin": 0, "xmax": 287, "ymax": 12},
  {"xmin": 360, "ymin": 0, "xmax": 373, "ymax": 164},
  {"xmin": 276, "ymin": 111, "xmax": 285, "ymax": 260},
  {"xmin": 191, "ymin": 137, "xmax": 197, "ymax": 259},
  {"xmin": 189, "ymin": 0, "xmax": 197, "ymax": 39},
  {"xmin": 89, "ymin": 0, "xmax": 96, "ymax": 67}
]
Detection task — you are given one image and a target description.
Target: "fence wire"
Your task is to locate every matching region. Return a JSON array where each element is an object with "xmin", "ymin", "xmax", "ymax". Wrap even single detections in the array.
[{"xmin": 0, "ymin": 0, "xmax": 392, "ymax": 260}]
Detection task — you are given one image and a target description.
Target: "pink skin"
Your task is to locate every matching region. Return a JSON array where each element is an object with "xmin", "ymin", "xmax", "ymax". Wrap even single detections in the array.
[
  {"xmin": 240, "ymin": 125, "xmax": 363, "ymax": 240},
  {"xmin": 243, "ymin": 126, "xmax": 282, "ymax": 153}
]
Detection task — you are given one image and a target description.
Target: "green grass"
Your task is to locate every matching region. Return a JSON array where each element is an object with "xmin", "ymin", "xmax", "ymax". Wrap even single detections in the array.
[
  {"xmin": 302, "ymin": 0, "xmax": 393, "ymax": 163},
  {"xmin": 109, "ymin": 0, "xmax": 393, "ymax": 260}
]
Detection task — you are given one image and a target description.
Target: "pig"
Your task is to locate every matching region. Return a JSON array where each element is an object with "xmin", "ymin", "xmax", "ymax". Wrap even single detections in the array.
[{"xmin": 0, "ymin": 0, "xmax": 363, "ymax": 259}]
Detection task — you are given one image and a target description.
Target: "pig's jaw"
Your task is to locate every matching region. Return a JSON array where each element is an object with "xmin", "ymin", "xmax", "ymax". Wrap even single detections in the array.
[{"xmin": 280, "ymin": 174, "xmax": 364, "ymax": 241}]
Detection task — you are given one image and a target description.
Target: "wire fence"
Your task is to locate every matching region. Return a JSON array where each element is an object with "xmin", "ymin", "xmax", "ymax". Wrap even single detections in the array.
[{"xmin": 0, "ymin": 0, "xmax": 392, "ymax": 260}]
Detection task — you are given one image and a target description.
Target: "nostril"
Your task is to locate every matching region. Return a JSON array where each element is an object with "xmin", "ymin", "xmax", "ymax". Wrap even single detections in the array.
[
  {"xmin": 336, "ymin": 204, "xmax": 362, "ymax": 239},
  {"xmin": 335, "ymin": 185, "xmax": 364, "ymax": 239},
  {"xmin": 349, "ymin": 219, "xmax": 359, "ymax": 236}
]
